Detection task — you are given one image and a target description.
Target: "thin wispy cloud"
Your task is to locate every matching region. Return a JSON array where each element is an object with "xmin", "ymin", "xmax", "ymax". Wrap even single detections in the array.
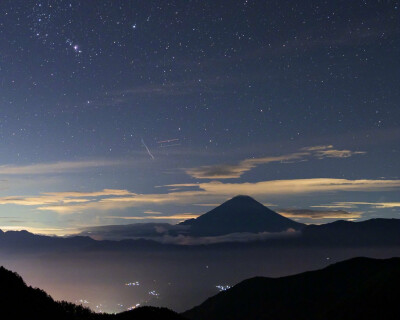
[
  {"xmin": 185, "ymin": 145, "xmax": 365, "ymax": 179},
  {"xmin": 1, "ymin": 178, "xmax": 399, "ymax": 215},
  {"xmin": 301, "ymin": 145, "xmax": 366, "ymax": 158},
  {"xmin": 186, "ymin": 153, "xmax": 307, "ymax": 179},
  {"xmin": 143, "ymin": 210, "xmax": 162, "ymax": 215},
  {"xmin": 91, "ymin": 76, "xmax": 239, "ymax": 109},
  {"xmin": 121, "ymin": 80, "xmax": 204, "ymax": 96},
  {"xmin": 168, "ymin": 178, "xmax": 400, "ymax": 196},
  {"xmin": 0, "ymin": 189, "xmax": 135, "ymax": 212},
  {"xmin": 0, "ymin": 159, "xmax": 126, "ymax": 175},
  {"xmin": 313, "ymin": 202, "xmax": 400, "ymax": 209},
  {"xmin": 278, "ymin": 208, "xmax": 363, "ymax": 219},
  {"xmin": 106, "ymin": 214, "xmax": 200, "ymax": 220},
  {"xmin": 155, "ymin": 230, "xmax": 300, "ymax": 245}
]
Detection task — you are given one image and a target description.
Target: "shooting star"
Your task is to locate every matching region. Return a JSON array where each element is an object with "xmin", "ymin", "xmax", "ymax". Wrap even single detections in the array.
[
  {"xmin": 157, "ymin": 138, "xmax": 181, "ymax": 148},
  {"xmin": 141, "ymin": 138, "xmax": 155, "ymax": 160},
  {"xmin": 157, "ymin": 138, "xmax": 180, "ymax": 144}
]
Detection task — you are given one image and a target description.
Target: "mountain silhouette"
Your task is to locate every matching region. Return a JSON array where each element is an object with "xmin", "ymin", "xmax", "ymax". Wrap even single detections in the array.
[
  {"xmin": 180, "ymin": 195, "xmax": 304, "ymax": 236},
  {"xmin": 0, "ymin": 229, "xmax": 170, "ymax": 253},
  {"xmin": 0, "ymin": 266, "xmax": 185, "ymax": 320},
  {"xmin": 0, "ymin": 229, "xmax": 98, "ymax": 253},
  {"xmin": 182, "ymin": 257, "xmax": 400, "ymax": 320},
  {"xmin": 302, "ymin": 218, "xmax": 400, "ymax": 246}
]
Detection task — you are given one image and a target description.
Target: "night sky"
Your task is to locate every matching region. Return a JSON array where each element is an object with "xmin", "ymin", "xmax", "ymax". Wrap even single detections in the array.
[{"xmin": 0, "ymin": 0, "xmax": 399, "ymax": 235}]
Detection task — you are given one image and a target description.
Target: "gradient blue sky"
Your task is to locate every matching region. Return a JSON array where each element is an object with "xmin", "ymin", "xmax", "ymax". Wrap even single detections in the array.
[{"xmin": 0, "ymin": 0, "xmax": 399, "ymax": 235}]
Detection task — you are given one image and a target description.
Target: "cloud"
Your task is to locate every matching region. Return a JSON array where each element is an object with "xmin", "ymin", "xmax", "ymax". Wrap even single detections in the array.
[
  {"xmin": 369, "ymin": 202, "xmax": 400, "ymax": 208},
  {"xmin": 158, "ymin": 229, "xmax": 300, "ymax": 245},
  {"xmin": 262, "ymin": 203, "xmax": 277, "ymax": 207},
  {"xmin": 1, "ymin": 178, "xmax": 399, "ymax": 215},
  {"xmin": 45, "ymin": 189, "xmax": 133, "ymax": 198},
  {"xmin": 278, "ymin": 208, "xmax": 363, "ymax": 219},
  {"xmin": 313, "ymin": 202, "xmax": 400, "ymax": 209},
  {"xmin": 105, "ymin": 214, "xmax": 200, "ymax": 220},
  {"xmin": 185, "ymin": 145, "xmax": 365, "ymax": 179},
  {"xmin": 78, "ymin": 222, "xmax": 191, "ymax": 241},
  {"xmin": 143, "ymin": 210, "xmax": 162, "ymax": 215},
  {"xmin": 106, "ymin": 77, "xmax": 235, "ymax": 104},
  {"xmin": 0, "ymin": 189, "xmax": 135, "ymax": 213},
  {"xmin": 34, "ymin": 190, "xmax": 208, "ymax": 214},
  {"xmin": 121, "ymin": 81, "xmax": 201, "ymax": 96},
  {"xmin": 78, "ymin": 223, "xmax": 299, "ymax": 243},
  {"xmin": 186, "ymin": 153, "xmax": 307, "ymax": 179},
  {"xmin": 0, "ymin": 159, "xmax": 125, "ymax": 175},
  {"xmin": 169, "ymin": 178, "xmax": 400, "ymax": 196},
  {"xmin": 300, "ymin": 145, "xmax": 334, "ymax": 151},
  {"xmin": 92, "ymin": 77, "xmax": 239, "ymax": 109},
  {"xmin": 301, "ymin": 145, "xmax": 366, "ymax": 158}
]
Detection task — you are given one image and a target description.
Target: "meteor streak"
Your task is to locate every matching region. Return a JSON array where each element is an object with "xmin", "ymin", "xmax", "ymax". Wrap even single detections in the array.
[
  {"xmin": 141, "ymin": 138, "xmax": 155, "ymax": 160},
  {"xmin": 157, "ymin": 138, "xmax": 179, "ymax": 144}
]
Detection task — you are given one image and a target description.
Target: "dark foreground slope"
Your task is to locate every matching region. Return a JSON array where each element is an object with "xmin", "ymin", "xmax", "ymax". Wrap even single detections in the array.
[
  {"xmin": 183, "ymin": 257, "xmax": 400, "ymax": 320},
  {"xmin": 0, "ymin": 266, "xmax": 93, "ymax": 320},
  {"xmin": 0, "ymin": 266, "xmax": 184, "ymax": 320}
]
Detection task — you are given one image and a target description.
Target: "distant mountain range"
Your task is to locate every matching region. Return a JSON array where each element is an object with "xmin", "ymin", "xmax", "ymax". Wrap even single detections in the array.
[
  {"xmin": 1, "ymin": 195, "xmax": 400, "ymax": 249},
  {"xmin": 0, "ymin": 265, "xmax": 184, "ymax": 320},
  {"xmin": 183, "ymin": 257, "xmax": 400, "ymax": 320},
  {"xmin": 301, "ymin": 218, "xmax": 400, "ymax": 246}
]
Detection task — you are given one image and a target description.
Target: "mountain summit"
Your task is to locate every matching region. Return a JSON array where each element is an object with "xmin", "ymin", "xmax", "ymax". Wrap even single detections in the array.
[{"xmin": 180, "ymin": 195, "xmax": 304, "ymax": 236}]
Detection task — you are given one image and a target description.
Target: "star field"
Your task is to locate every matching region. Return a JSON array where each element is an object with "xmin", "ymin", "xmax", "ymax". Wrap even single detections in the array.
[{"xmin": 0, "ymin": 0, "xmax": 399, "ymax": 233}]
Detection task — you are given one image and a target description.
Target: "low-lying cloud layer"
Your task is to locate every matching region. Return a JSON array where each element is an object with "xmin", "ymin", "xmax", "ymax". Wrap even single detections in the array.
[
  {"xmin": 157, "ymin": 230, "xmax": 300, "ymax": 245},
  {"xmin": 78, "ymin": 222, "xmax": 300, "ymax": 244}
]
